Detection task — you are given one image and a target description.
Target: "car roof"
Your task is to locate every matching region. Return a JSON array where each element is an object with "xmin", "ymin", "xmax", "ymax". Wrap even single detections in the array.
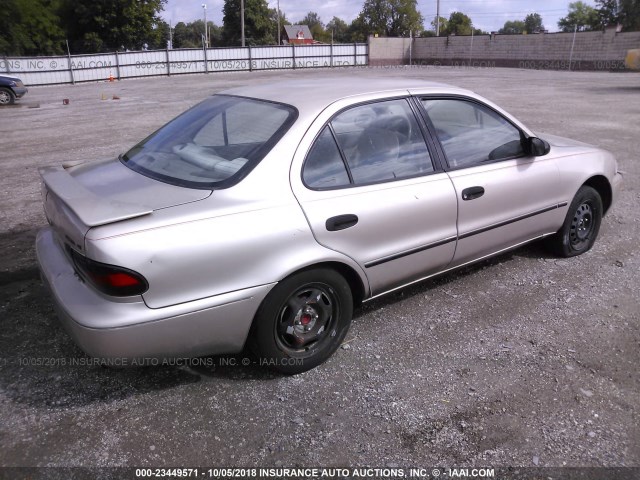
[{"xmin": 220, "ymin": 76, "xmax": 473, "ymax": 113}]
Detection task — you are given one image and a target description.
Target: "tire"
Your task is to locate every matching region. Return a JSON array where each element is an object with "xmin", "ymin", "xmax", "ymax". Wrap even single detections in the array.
[
  {"xmin": 0, "ymin": 88, "xmax": 15, "ymax": 106},
  {"xmin": 251, "ymin": 268, "xmax": 353, "ymax": 375},
  {"xmin": 545, "ymin": 186, "xmax": 603, "ymax": 257}
]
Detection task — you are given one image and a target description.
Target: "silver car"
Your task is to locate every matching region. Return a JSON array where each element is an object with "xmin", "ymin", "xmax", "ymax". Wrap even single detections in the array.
[{"xmin": 36, "ymin": 78, "xmax": 623, "ymax": 374}]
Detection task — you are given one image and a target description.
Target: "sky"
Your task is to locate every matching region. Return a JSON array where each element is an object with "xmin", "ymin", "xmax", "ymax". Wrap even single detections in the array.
[{"xmin": 161, "ymin": 0, "xmax": 600, "ymax": 34}]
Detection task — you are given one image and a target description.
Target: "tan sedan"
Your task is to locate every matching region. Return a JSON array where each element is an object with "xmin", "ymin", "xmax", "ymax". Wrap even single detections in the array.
[{"xmin": 36, "ymin": 78, "xmax": 622, "ymax": 374}]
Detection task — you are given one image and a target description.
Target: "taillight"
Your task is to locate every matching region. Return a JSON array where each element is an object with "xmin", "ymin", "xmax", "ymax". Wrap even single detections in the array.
[{"xmin": 68, "ymin": 248, "xmax": 148, "ymax": 297}]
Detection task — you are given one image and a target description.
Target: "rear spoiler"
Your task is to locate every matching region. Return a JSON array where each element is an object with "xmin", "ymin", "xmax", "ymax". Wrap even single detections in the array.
[{"xmin": 39, "ymin": 166, "xmax": 153, "ymax": 227}]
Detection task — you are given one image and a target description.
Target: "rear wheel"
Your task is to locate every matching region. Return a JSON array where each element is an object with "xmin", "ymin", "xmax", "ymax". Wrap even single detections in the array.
[
  {"xmin": 545, "ymin": 186, "xmax": 603, "ymax": 257},
  {"xmin": 251, "ymin": 268, "xmax": 353, "ymax": 375},
  {"xmin": 0, "ymin": 88, "xmax": 15, "ymax": 106}
]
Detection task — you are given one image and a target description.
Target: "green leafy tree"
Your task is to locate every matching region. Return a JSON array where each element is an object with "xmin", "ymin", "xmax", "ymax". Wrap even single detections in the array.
[
  {"xmin": 300, "ymin": 11, "xmax": 323, "ymax": 31},
  {"xmin": 269, "ymin": 8, "xmax": 289, "ymax": 44},
  {"xmin": 208, "ymin": 23, "xmax": 224, "ymax": 46},
  {"xmin": 558, "ymin": 1, "xmax": 600, "ymax": 32},
  {"xmin": 357, "ymin": 0, "xmax": 424, "ymax": 37},
  {"xmin": 618, "ymin": 0, "xmax": 640, "ymax": 30},
  {"xmin": 173, "ymin": 22, "xmax": 196, "ymax": 48},
  {"xmin": 595, "ymin": 0, "xmax": 619, "ymax": 26},
  {"xmin": 148, "ymin": 20, "xmax": 170, "ymax": 49},
  {"xmin": 299, "ymin": 12, "xmax": 330, "ymax": 42},
  {"xmin": 524, "ymin": 13, "xmax": 544, "ymax": 33},
  {"xmin": 222, "ymin": 0, "xmax": 274, "ymax": 46},
  {"xmin": 444, "ymin": 11, "xmax": 473, "ymax": 35},
  {"xmin": 172, "ymin": 20, "xmax": 221, "ymax": 48},
  {"xmin": 326, "ymin": 17, "xmax": 351, "ymax": 43},
  {"xmin": 498, "ymin": 20, "xmax": 526, "ymax": 34},
  {"xmin": 59, "ymin": 0, "xmax": 167, "ymax": 53},
  {"xmin": 595, "ymin": 0, "xmax": 640, "ymax": 30},
  {"xmin": 348, "ymin": 16, "xmax": 368, "ymax": 42},
  {"xmin": 0, "ymin": 0, "xmax": 65, "ymax": 56},
  {"xmin": 430, "ymin": 15, "xmax": 447, "ymax": 35}
]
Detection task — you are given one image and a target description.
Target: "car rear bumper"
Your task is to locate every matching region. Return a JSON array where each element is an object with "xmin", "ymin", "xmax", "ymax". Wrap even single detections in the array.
[{"xmin": 36, "ymin": 227, "xmax": 274, "ymax": 361}]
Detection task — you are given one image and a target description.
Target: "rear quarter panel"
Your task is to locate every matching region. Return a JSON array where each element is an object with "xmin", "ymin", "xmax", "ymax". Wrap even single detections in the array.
[{"xmin": 84, "ymin": 130, "xmax": 369, "ymax": 309}]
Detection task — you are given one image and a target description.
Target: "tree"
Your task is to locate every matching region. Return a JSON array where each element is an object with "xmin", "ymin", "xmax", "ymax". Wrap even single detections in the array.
[
  {"xmin": 173, "ymin": 22, "xmax": 194, "ymax": 48},
  {"xmin": 326, "ymin": 17, "xmax": 351, "ymax": 43},
  {"xmin": 150, "ymin": 20, "xmax": 171, "ymax": 49},
  {"xmin": 430, "ymin": 15, "xmax": 448, "ymax": 35},
  {"xmin": 596, "ymin": 0, "xmax": 619, "ymax": 27},
  {"xmin": 299, "ymin": 12, "xmax": 330, "ymax": 42},
  {"xmin": 558, "ymin": 1, "xmax": 600, "ymax": 32},
  {"xmin": 444, "ymin": 11, "xmax": 473, "ymax": 35},
  {"xmin": 358, "ymin": 0, "xmax": 424, "ymax": 37},
  {"xmin": 498, "ymin": 20, "xmax": 525, "ymax": 34},
  {"xmin": 524, "ymin": 13, "xmax": 544, "ymax": 33},
  {"xmin": 58, "ymin": 0, "xmax": 167, "ymax": 53},
  {"xmin": 222, "ymin": 0, "xmax": 274, "ymax": 45},
  {"xmin": 269, "ymin": 8, "xmax": 289, "ymax": 44},
  {"xmin": 0, "ymin": 0, "xmax": 65, "ymax": 56},
  {"xmin": 300, "ymin": 12, "xmax": 323, "ymax": 31},
  {"xmin": 618, "ymin": 0, "xmax": 640, "ymax": 30},
  {"xmin": 348, "ymin": 16, "xmax": 368, "ymax": 42},
  {"xmin": 172, "ymin": 20, "xmax": 222, "ymax": 48}
]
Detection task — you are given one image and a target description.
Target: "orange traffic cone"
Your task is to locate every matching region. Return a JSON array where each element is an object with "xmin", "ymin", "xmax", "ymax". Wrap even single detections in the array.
[{"xmin": 108, "ymin": 74, "xmax": 115, "ymax": 82}]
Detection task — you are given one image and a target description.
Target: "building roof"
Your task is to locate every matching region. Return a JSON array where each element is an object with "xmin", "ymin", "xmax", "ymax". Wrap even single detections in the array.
[{"xmin": 283, "ymin": 25, "xmax": 314, "ymax": 41}]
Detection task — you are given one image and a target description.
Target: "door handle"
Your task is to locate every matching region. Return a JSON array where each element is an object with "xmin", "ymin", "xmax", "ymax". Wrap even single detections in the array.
[
  {"xmin": 461, "ymin": 186, "xmax": 485, "ymax": 201},
  {"xmin": 326, "ymin": 214, "xmax": 359, "ymax": 232}
]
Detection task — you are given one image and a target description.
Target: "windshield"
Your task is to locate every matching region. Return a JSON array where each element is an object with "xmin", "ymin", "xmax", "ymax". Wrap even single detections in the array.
[{"xmin": 121, "ymin": 95, "xmax": 297, "ymax": 189}]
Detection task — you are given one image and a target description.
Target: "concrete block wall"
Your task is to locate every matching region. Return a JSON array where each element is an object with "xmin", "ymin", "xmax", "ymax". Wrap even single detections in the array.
[{"xmin": 369, "ymin": 30, "xmax": 640, "ymax": 70}]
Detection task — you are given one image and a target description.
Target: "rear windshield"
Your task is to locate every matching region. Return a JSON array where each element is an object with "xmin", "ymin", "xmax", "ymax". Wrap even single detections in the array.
[{"xmin": 121, "ymin": 95, "xmax": 297, "ymax": 189}]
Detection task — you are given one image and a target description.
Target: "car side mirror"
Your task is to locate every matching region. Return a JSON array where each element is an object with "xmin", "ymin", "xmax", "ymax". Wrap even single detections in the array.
[{"xmin": 526, "ymin": 137, "xmax": 551, "ymax": 157}]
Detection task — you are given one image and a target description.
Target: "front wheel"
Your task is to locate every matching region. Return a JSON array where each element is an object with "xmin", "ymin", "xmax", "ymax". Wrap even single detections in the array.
[
  {"xmin": 545, "ymin": 186, "xmax": 603, "ymax": 257},
  {"xmin": 251, "ymin": 268, "xmax": 353, "ymax": 375},
  {"xmin": 0, "ymin": 88, "xmax": 15, "ymax": 106}
]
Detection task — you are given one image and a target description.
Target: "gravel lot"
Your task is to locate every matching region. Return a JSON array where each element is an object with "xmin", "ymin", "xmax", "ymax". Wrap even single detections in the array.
[{"xmin": 0, "ymin": 66, "xmax": 638, "ymax": 474}]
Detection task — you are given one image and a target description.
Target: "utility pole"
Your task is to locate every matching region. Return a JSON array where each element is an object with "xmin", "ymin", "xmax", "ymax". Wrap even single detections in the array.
[
  {"xmin": 241, "ymin": 0, "xmax": 245, "ymax": 47},
  {"xmin": 436, "ymin": 0, "xmax": 440, "ymax": 37},
  {"xmin": 277, "ymin": 0, "xmax": 281, "ymax": 45},
  {"xmin": 202, "ymin": 4, "xmax": 208, "ymax": 47}
]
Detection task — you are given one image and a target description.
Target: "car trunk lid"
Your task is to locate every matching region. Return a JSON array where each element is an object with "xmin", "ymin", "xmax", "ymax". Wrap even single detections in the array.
[{"xmin": 40, "ymin": 158, "xmax": 210, "ymax": 253}]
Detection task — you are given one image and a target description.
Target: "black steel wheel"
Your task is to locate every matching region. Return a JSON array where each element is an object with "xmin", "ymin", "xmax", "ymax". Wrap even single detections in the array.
[
  {"xmin": 251, "ymin": 268, "xmax": 353, "ymax": 374},
  {"xmin": 0, "ymin": 88, "xmax": 15, "ymax": 106},
  {"xmin": 545, "ymin": 186, "xmax": 603, "ymax": 257}
]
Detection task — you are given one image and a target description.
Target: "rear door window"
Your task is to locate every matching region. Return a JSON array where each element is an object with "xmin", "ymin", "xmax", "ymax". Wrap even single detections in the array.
[{"xmin": 302, "ymin": 98, "xmax": 434, "ymax": 188}]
